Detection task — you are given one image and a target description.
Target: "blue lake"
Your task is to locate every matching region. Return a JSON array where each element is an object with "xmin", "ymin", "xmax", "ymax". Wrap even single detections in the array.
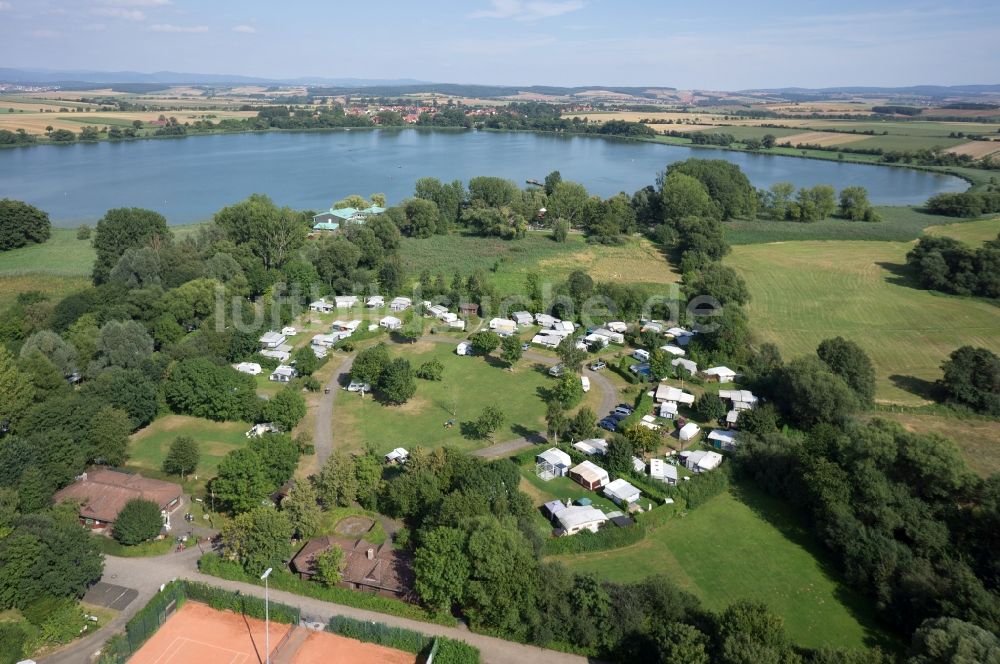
[{"xmin": 0, "ymin": 129, "xmax": 968, "ymax": 225}]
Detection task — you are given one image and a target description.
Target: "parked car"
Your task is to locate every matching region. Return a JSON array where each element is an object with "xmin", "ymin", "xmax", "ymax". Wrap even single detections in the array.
[
  {"xmin": 610, "ymin": 412, "xmax": 628, "ymax": 422},
  {"xmin": 346, "ymin": 381, "xmax": 371, "ymax": 392},
  {"xmin": 589, "ymin": 360, "xmax": 607, "ymax": 371},
  {"xmin": 599, "ymin": 418, "xmax": 617, "ymax": 432},
  {"xmin": 521, "ymin": 342, "xmax": 530, "ymax": 351},
  {"xmin": 581, "ymin": 376, "xmax": 591, "ymax": 392},
  {"xmin": 548, "ymin": 364, "xmax": 564, "ymax": 377},
  {"xmin": 613, "ymin": 405, "xmax": 633, "ymax": 417}
]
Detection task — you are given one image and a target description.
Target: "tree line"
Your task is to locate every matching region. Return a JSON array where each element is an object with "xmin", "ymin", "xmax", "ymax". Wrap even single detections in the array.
[{"xmin": 905, "ymin": 232, "xmax": 999, "ymax": 298}]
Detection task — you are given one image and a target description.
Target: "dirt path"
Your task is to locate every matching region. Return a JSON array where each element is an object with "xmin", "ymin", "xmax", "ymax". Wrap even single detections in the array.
[{"xmin": 313, "ymin": 353, "xmax": 355, "ymax": 469}]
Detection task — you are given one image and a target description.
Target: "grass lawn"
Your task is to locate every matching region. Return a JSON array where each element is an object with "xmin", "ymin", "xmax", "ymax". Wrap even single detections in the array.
[
  {"xmin": 316, "ymin": 506, "xmax": 387, "ymax": 545},
  {"xmin": 923, "ymin": 216, "xmax": 1000, "ymax": 246},
  {"xmin": 400, "ymin": 232, "xmax": 677, "ymax": 296},
  {"xmin": 555, "ymin": 484, "xmax": 895, "ymax": 652},
  {"xmin": 727, "ymin": 239, "xmax": 1000, "ymax": 405},
  {"xmin": 332, "ymin": 341, "xmax": 552, "ymax": 455},
  {"xmin": 0, "ymin": 228, "xmax": 95, "ymax": 275},
  {"xmin": 127, "ymin": 415, "xmax": 250, "ymax": 481},
  {"xmin": 92, "ymin": 534, "xmax": 175, "ymax": 557},
  {"xmin": 873, "ymin": 411, "xmax": 1000, "ymax": 478}
]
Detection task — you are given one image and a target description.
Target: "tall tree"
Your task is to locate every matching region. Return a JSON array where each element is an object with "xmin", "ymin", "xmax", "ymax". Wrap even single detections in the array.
[
  {"xmin": 500, "ymin": 335, "xmax": 523, "ymax": 368},
  {"xmin": 91, "ymin": 207, "xmax": 170, "ymax": 284},
  {"xmin": 0, "ymin": 199, "xmax": 51, "ymax": 251},
  {"xmin": 220, "ymin": 507, "xmax": 292, "ymax": 574},
  {"xmin": 281, "ymin": 480, "xmax": 322, "ymax": 539},
  {"xmin": 317, "ymin": 451, "xmax": 358, "ymax": 508},
  {"xmin": 162, "ymin": 435, "xmax": 200, "ymax": 478},
  {"xmin": 113, "ymin": 498, "xmax": 162, "ymax": 545},
  {"xmin": 817, "ymin": 337, "xmax": 877, "ymax": 405},
  {"xmin": 212, "ymin": 448, "xmax": 271, "ymax": 514},
  {"xmin": 213, "ymin": 194, "xmax": 308, "ymax": 269},
  {"xmin": 414, "ymin": 526, "xmax": 470, "ymax": 612},
  {"xmin": 0, "ymin": 348, "xmax": 33, "ymax": 429}
]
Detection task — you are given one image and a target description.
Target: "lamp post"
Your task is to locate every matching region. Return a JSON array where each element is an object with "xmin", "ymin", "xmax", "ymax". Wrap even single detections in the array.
[{"xmin": 261, "ymin": 567, "xmax": 273, "ymax": 664}]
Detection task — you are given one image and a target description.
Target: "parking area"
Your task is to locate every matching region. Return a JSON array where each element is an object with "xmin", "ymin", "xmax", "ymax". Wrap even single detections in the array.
[{"xmin": 82, "ymin": 581, "xmax": 138, "ymax": 611}]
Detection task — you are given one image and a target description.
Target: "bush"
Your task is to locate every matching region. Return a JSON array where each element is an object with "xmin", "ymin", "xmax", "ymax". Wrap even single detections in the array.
[
  {"xmin": 432, "ymin": 638, "xmax": 482, "ymax": 664},
  {"xmin": 0, "ymin": 622, "xmax": 27, "ymax": 664},
  {"xmin": 113, "ymin": 498, "xmax": 163, "ymax": 545},
  {"xmin": 541, "ymin": 523, "xmax": 646, "ymax": 555},
  {"xmin": 665, "ymin": 465, "xmax": 730, "ymax": 510},
  {"xmin": 0, "ymin": 199, "xmax": 51, "ymax": 251},
  {"xmin": 327, "ymin": 615, "xmax": 431, "ymax": 654}
]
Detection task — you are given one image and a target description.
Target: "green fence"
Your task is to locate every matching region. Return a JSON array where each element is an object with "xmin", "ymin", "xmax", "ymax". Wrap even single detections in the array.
[
  {"xmin": 326, "ymin": 615, "xmax": 480, "ymax": 664},
  {"xmin": 97, "ymin": 580, "xmax": 300, "ymax": 664}
]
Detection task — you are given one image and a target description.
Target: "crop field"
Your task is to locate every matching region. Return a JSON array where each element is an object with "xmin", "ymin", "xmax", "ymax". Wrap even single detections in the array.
[
  {"xmin": 556, "ymin": 484, "xmax": 892, "ymax": 651},
  {"xmin": 127, "ymin": 415, "xmax": 251, "ymax": 479},
  {"xmin": 0, "ymin": 108, "xmax": 258, "ymax": 135},
  {"xmin": 724, "ymin": 206, "xmax": 971, "ymax": 245},
  {"xmin": 924, "ymin": 217, "xmax": 1000, "ymax": 245},
  {"xmin": 401, "ymin": 232, "xmax": 677, "ymax": 295},
  {"xmin": 849, "ymin": 133, "xmax": 966, "ymax": 152},
  {"xmin": 873, "ymin": 412, "xmax": 1000, "ymax": 478},
  {"xmin": 727, "ymin": 237, "xmax": 1000, "ymax": 404},
  {"xmin": 780, "ymin": 131, "xmax": 871, "ymax": 147},
  {"xmin": 331, "ymin": 342, "xmax": 552, "ymax": 455},
  {"xmin": 945, "ymin": 141, "xmax": 1000, "ymax": 159}
]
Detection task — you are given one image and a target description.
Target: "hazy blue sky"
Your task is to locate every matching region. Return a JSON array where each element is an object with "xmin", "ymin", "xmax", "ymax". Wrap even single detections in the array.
[{"xmin": 1, "ymin": 0, "xmax": 998, "ymax": 88}]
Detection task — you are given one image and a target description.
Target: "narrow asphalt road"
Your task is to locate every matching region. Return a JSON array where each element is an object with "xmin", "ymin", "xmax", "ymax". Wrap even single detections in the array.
[{"xmin": 41, "ymin": 549, "xmax": 588, "ymax": 664}]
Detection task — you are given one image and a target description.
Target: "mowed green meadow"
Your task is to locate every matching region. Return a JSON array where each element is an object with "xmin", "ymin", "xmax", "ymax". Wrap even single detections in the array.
[
  {"xmin": 332, "ymin": 341, "xmax": 552, "ymax": 455},
  {"xmin": 556, "ymin": 485, "xmax": 893, "ymax": 651},
  {"xmin": 127, "ymin": 414, "xmax": 251, "ymax": 479},
  {"xmin": 727, "ymin": 222, "xmax": 1000, "ymax": 405},
  {"xmin": 924, "ymin": 216, "xmax": 1000, "ymax": 246},
  {"xmin": 401, "ymin": 232, "xmax": 678, "ymax": 295}
]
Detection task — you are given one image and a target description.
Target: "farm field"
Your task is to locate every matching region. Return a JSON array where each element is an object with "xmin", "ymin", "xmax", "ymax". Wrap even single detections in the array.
[
  {"xmin": 924, "ymin": 216, "xmax": 1000, "ymax": 245},
  {"xmin": 873, "ymin": 412, "xmax": 1000, "ymax": 478},
  {"xmin": 127, "ymin": 415, "xmax": 251, "ymax": 480},
  {"xmin": 556, "ymin": 484, "xmax": 892, "ymax": 651},
  {"xmin": 331, "ymin": 342, "xmax": 552, "ymax": 455},
  {"xmin": 727, "ymin": 237, "xmax": 1000, "ymax": 405},
  {"xmin": 0, "ymin": 228, "xmax": 95, "ymax": 308},
  {"xmin": 723, "ymin": 206, "xmax": 972, "ymax": 245},
  {"xmin": 400, "ymin": 232, "xmax": 677, "ymax": 295}
]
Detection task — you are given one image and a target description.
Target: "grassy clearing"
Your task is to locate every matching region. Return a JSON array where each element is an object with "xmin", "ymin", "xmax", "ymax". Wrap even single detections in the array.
[
  {"xmin": 317, "ymin": 506, "xmax": 387, "ymax": 545},
  {"xmin": 332, "ymin": 342, "xmax": 552, "ymax": 455},
  {"xmin": 127, "ymin": 415, "xmax": 250, "ymax": 480},
  {"xmin": 400, "ymin": 232, "xmax": 677, "ymax": 295},
  {"xmin": 724, "ymin": 206, "xmax": 964, "ymax": 245},
  {"xmin": 873, "ymin": 411, "xmax": 1000, "ymax": 478},
  {"xmin": 0, "ymin": 228, "xmax": 95, "ymax": 275},
  {"xmin": 728, "ymin": 239, "xmax": 1000, "ymax": 405},
  {"xmin": 923, "ymin": 216, "xmax": 1000, "ymax": 246},
  {"xmin": 555, "ymin": 484, "xmax": 894, "ymax": 651},
  {"xmin": 92, "ymin": 534, "xmax": 175, "ymax": 557}
]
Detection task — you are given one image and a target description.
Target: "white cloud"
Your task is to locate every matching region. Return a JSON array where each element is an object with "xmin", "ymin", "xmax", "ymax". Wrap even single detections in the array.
[
  {"xmin": 0, "ymin": 2, "xmax": 12, "ymax": 11},
  {"xmin": 471, "ymin": 0, "xmax": 584, "ymax": 21},
  {"xmin": 149, "ymin": 23, "xmax": 208, "ymax": 33},
  {"xmin": 92, "ymin": 7, "xmax": 145, "ymax": 20},
  {"xmin": 232, "ymin": 24, "xmax": 256, "ymax": 34},
  {"xmin": 31, "ymin": 29, "xmax": 60, "ymax": 38}
]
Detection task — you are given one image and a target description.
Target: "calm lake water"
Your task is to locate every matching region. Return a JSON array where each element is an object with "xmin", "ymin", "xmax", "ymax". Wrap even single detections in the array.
[{"xmin": 0, "ymin": 129, "xmax": 968, "ymax": 225}]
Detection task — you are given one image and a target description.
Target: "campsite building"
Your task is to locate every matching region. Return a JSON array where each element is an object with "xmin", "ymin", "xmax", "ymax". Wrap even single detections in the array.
[
  {"xmin": 335, "ymin": 295, "xmax": 358, "ymax": 308},
  {"xmin": 489, "ymin": 318, "xmax": 518, "ymax": 335},
  {"xmin": 703, "ymin": 366, "xmax": 737, "ymax": 383},
  {"xmin": 546, "ymin": 501, "xmax": 608, "ymax": 535},
  {"xmin": 366, "ymin": 295, "xmax": 385, "ymax": 308},
  {"xmin": 573, "ymin": 438, "xmax": 608, "ymax": 456},
  {"xmin": 54, "ymin": 469, "xmax": 182, "ymax": 531},
  {"xmin": 654, "ymin": 384, "xmax": 695, "ymax": 405},
  {"xmin": 649, "ymin": 458, "xmax": 678, "ymax": 485},
  {"xmin": 512, "ymin": 311, "xmax": 534, "ymax": 326},
  {"xmin": 389, "ymin": 296, "xmax": 412, "ymax": 312},
  {"xmin": 379, "ymin": 316, "xmax": 402, "ymax": 330},
  {"xmin": 604, "ymin": 478, "xmax": 642, "ymax": 506},
  {"xmin": 671, "ymin": 358, "xmax": 698, "ymax": 375},
  {"xmin": 679, "ymin": 422, "xmax": 701, "ymax": 442},
  {"xmin": 269, "ymin": 364, "xmax": 296, "ymax": 382},
  {"xmin": 456, "ymin": 341, "xmax": 471, "ymax": 356},
  {"xmin": 259, "ymin": 331, "xmax": 286, "ymax": 349},
  {"xmin": 309, "ymin": 299, "xmax": 335, "ymax": 314},
  {"xmin": 707, "ymin": 429, "xmax": 739, "ymax": 451},
  {"xmin": 684, "ymin": 450, "xmax": 724, "ymax": 473},
  {"xmin": 290, "ymin": 537, "xmax": 412, "ymax": 599},
  {"xmin": 536, "ymin": 448, "xmax": 572, "ymax": 480},
  {"xmin": 233, "ymin": 362, "xmax": 262, "ymax": 375},
  {"xmin": 569, "ymin": 460, "xmax": 610, "ymax": 491}
]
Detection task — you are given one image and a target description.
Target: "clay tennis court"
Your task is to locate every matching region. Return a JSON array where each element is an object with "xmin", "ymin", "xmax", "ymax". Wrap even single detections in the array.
[
  {"xmin": 130, "ymin": 601, "xmax": 417, "ymax": 664},
  {"xmin": 128, "ymin": 601, "xmax": 290, "ymax": 664}
]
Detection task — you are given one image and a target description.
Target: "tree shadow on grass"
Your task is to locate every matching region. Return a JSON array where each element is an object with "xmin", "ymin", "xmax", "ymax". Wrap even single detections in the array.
[
  {"xmin": 728, "ymin": 481, "xmax": 902, "ymax": 652},
  {"xmin": 889, "ymin": 374, "xmax": 939, "ymax": 401},
  {"xmin": 875, "ymin": 261, "xmax": 923, "ymax": 289},
  {"xmin": 459, "ymin": 421, "xmax": 482, "ymax": 440},
  {"xmin": 511, "ymin": 423, "xmax": 545, "ymax": 444}
]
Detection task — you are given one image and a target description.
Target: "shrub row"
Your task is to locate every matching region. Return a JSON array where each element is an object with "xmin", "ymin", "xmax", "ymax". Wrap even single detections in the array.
[
  {"xmin": 326, "ymin": 615, "xmax": 481, "ymax": 664},
  {"xmin": 198, "ymin": 553, "xmax": 456, "ymax": 626},
  {"xmin": 541, "ymin": 522, "xmax": 645, "ymax": 556},
  {"xmin": 664, "ymin": 464, "xmax": 730, "ymax": 510},
  {"xmin": 185, "ymin": 580, "xmax": 300, "ymax": 624}
]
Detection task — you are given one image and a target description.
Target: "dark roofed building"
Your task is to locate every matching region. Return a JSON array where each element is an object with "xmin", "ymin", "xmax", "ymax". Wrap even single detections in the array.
[
  {"xmin": 53, "ymin": 468, "xmax": 182, "ymax": 530},
  {"xmin": 290, "ymin": 537, "xmax": 413, "ymax": 600}
]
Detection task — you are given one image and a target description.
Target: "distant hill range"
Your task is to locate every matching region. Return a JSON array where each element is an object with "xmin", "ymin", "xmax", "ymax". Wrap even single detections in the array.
[
  {"xmin": 1, "ymin": 68, "xmax": 997, "ymax": 101},
  {"xmin": 0, "ymin": 68, "xmax": 429, "ymax": 87}
]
